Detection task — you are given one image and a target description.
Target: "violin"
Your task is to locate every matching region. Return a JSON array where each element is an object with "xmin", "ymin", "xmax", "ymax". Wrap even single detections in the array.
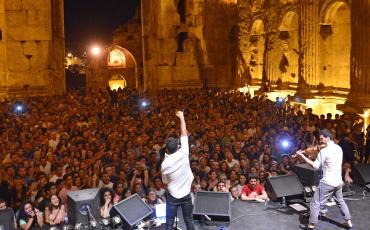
[{"xmin": 292, "ymin": 143, "xmax": 327, "ymax": 158}]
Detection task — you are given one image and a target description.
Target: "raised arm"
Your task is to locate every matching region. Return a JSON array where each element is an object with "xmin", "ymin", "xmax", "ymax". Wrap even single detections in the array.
[{"xmin": 176, "ymin": 111, "xmax": 187, "ymax": 137}]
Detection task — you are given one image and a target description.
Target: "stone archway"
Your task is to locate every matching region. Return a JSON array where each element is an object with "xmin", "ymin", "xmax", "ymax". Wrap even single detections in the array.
[
  {"xmin": 249, "ymin": 19, "xmax": 265, "ymax": 81},
  {"xmin": 278, "ymin": 11, "xmax": 299, "ymax": 86},
  {"xmin": 109, "ymin": 74, "xmax": 127, "ymax": 90},
  {"xmin": 320, "ymin": 1, "xmax": 351, "ymax": 89},
  {"xmin": 87, "ymin": 45, "xmax": 138, "ymax": 91}
]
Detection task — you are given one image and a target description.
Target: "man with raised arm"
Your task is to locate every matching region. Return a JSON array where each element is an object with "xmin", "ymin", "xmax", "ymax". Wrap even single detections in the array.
[{"xmin": 161, "ymin": 111, "xmax": 195, "ymax": 230}]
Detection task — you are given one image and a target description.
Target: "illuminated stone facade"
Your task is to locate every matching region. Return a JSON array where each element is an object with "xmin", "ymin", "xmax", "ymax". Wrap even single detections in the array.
[
  {"xmin": 237, "ymin": 0, "xmax": 370, "ymax": 114},
  {"xmin": 112, "ymin": 0, "xmax": 239, "ymax": 90},
  {"xmin": 0, "ymin": 0, "xmax": 65, "ymax": 98}
]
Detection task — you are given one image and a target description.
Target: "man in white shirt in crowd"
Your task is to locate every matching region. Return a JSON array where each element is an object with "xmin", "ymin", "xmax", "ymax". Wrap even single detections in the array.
[
  {"xmin": 161, "ymin": 111, "xmax": 194, "ymax": 230},
  {"xmin": 295, "ymin": 129, "xmax": 353, "ymax": 230}
]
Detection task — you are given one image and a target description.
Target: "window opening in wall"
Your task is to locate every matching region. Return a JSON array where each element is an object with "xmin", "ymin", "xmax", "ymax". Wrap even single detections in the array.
[
  {"xmin": 177, "ymin": 32, "xmax": 188, "ymax": 52},
  {"xmin": 177, "ymin": 0, "xmax": 186, "ymax": 24}
]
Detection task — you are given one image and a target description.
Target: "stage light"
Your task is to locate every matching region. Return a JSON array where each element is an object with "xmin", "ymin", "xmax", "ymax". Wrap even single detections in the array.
[
  {"xmin": 16, "ymin": 105, "xmax": 23, "ymax": 112},
  {"xmin": 74, "ymin": 223, "xmax": 83, "ymax": 230},
  {"xmin": 102, "ymin": 218, "xmax": 110, "ymax": 226},
  {"xmin": 276, "ymin": 97, "xmax": 284, "ymax": 103},
  {"xmin": 62, "ymin": 225, "xmax": 73, "ymax": 230},
  {"xmin": 112, "ymin": 216, "xmax": 122, "ymax": 225},
  {"xmin": 90, "ymin": 220, "xmax": 98, "ymax": 228},
  {"xmin": 141, "ymin": 101, "xmax": 147, "ymax": 107},
  {"xmin": 281, "ymin": 140, "xmax": 290, "ymax": 149}
]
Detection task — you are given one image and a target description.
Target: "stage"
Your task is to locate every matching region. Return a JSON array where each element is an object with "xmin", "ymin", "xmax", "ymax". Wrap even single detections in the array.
[{"xmin": 169, "ymin": 186, "xmax": 370, "ymax": 230}]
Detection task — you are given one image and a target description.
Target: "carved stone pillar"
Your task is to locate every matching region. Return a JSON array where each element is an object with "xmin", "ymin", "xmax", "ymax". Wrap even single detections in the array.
[
  {"xmin": 343, "ymin": 0, "xmax": 370, "ymax": 112},
  {"xmin": 296, "ymin": 0, "xmax": 319, "ymax": 97}
]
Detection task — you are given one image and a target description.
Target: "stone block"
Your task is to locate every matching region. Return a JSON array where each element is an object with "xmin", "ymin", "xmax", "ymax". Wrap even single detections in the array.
[
  {"xmin": 5, "ymin": 10, "xmax": 27, "ymax": 25},
  {"xmin": 26, "ymin": 26, "xmax": 50, "ymax": 40},
  {"xmin": 7, "ymin": 26, "xmax": 26, "ymax": 41},
  {"xmin": 157, "ymin": 66, "xmax": 173, "ymax": 84},
  {"xmin": 22, "ymin": 0, "xmax": 49, "ymax": 10},
  {"xmin": 22, "ymin": 41, "xmax": 40, "ymax": 56},
  {"xmin": 175, "ymin": 52, "xmax": 196, "ymax": 66},
  {"xmin": 6, "ymin": 41, "xmax": 29, "ymax": 71},
  {"xmin": 158, "ymin": 25, "xmax": 171, "ymax": 39},
  {"xmin": 195, "ymin": 15, "xmax": 204, "ymax": 26},
  {"xmin": 28, "ymin": 10, "xmax": 49, "ymax": 26},
  {"xmin": 158, "ymin": 39, "xmax": 176, "ymax": 65},
  {"xmin": 6, "ymin": 70, "xmax": 37, "ymax": 88},
  {"xmin": 4, "ymin": 0, "xmax": 22, "ymax": 11},
  {"xmin": 173, "ymin": 65, "xmax": 199, "ymax": 81}
]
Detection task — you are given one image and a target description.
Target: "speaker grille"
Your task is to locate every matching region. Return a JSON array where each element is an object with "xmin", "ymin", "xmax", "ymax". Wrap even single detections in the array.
[
  {"xmin": 111, "ymin": 194, "xmax": 152, "ymax": 227},
  {"xmin": 193, "ymin": 191, "xmax": 231, "ymax": 221},
  {"xmin": 267, "ymin": 174, "xmax": 303, "ymax": 198}
]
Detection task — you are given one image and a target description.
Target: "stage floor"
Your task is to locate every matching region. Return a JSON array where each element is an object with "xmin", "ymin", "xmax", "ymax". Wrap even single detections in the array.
[{"xmin": 170, "ymin": 187, "xmax": 370, "ymax": 230}]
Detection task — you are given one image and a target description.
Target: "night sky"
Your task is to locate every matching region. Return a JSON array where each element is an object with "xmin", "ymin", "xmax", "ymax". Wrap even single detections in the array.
[{"xmin": 64, "ymin": 0, "xmax": 140, "ymax": 53}]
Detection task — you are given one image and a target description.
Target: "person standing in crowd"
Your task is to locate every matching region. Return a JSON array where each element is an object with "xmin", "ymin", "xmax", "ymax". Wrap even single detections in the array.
[
  {"xmin": 295, "ymin": 129, "xmax": 353, "ymax": 230},
  {"xmin": 161, "ymin": 111, "xmax": 195, "ymax": 230}
]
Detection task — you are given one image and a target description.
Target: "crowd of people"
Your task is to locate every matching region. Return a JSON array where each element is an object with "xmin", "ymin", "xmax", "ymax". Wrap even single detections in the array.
[{"xmin": 0, "ymin": 87, "xmax": 368, "ymax": 229}]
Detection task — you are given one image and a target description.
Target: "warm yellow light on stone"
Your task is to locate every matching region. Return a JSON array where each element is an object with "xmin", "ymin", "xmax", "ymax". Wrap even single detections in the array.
[
  {"xmin": 109, "ymin": 80, "xmax": 126, "ymax": 90},
  {"xmin": 108, "ymin": 74, "xmax": 127, "ymax": 90}
]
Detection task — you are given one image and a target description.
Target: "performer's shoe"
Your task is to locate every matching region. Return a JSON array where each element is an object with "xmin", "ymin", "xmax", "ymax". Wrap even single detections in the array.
[
  {"xmin": 341, "ymin": 220, "xmax": 353, "ymax": 229},
  {"xmin": 299, "ymin": 224, "xmax": 315, "ymax": 230}
]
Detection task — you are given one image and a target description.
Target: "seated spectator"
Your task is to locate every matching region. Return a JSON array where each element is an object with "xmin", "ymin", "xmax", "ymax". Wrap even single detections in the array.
[
  {"xmin": 190, "ymin": 183, "xmax": 202, "ymax": 204},
  {"xmin": 241, "ymin": 175, "xmax": 268, "ymax": 202},
  {"xmin": 113, "ymin": 181, "xmax": 125, "ymax": 203},
  {"xmin": 100, "ymin": 187, "xmax": 115, "ymax": 219},
  {"xmin": 152, "ymin": 176, "xmax": 166, "ymax": 200},
  {"xmin": 215, "ymin": 181, "xmax": 228, "ymax": 192},
  {"xmin": 207, "ymin": 170, "xmax": 218, "ymax": 191},
  {"xmin": 144, "ymin": 188, "xmax": 164, "ymax": 219},
  {"xmin": 17, "ymin": 200, "xmax": 43, "ymax": 230},
  {"xmin": 229, "ymin": 186, "xmax": 239, "ymax": 201},
  {"xmin": 122, "ymin": 187, "xmax": 132, "ymax": 199},
  {"xmin": 236, "ymin": 174, "xmax": 247, "ymax": 196},
  {"xmin": 44, "ymin": 194, "xmax": 65, "ymax": 226}
]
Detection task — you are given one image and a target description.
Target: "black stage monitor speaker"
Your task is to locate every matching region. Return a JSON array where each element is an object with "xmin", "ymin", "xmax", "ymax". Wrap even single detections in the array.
[
  {"xmin": 352, "ymin": 164, "xmax": 370, "ymax": 186},
  {"xmin": 67, "ymin": 188, "xmax": 100, "ymax": 225},
  {"xmin": 292, "ymin": 163, "xmax": 321, "ymax": 186},
  {"xmin": 266, "ymin": 174, "xmax": 303, "ymax": 201},
  {"xmin": 193, "ymin": 191, "xmax": 231, "ymax": 222},
  {"xmin": 0, "ymin": 208, "xmax": 15, "ymax": 230},
  {"xmin": 110, "ymin": 193, "xmax": 153, "ymax": 229}
]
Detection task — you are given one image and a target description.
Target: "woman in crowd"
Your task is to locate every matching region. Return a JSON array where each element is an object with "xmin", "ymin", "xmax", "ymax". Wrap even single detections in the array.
[
  {"xmin": 44, "ymin": 194, "xmax": 65, "ymax": 226},
  {"xmin": 100, "ymin": 187, "xmax": 115, "ymax": 219},
  {"xmin": 17, "ymin": 200, "xmax": 43, "ymax": 230},
  {"xmin": 144, "ymin": 188, "xmax": 164, "ymax": 219}
]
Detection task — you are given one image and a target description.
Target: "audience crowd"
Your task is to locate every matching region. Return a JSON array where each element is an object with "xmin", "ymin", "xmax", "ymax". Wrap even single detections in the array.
[{"xmin": 0, "ymin": 87, "xmax": 368, "ymax": 228}]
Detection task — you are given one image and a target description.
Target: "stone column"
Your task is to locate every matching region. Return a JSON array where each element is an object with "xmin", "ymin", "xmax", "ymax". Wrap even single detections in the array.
[
  {"xmin": 296, "ymin": 0, "xmax": 319, "ymax": 96},
  {"xmin": 344, "ymin": 0, "xmax": 370, "ymax": 112}
]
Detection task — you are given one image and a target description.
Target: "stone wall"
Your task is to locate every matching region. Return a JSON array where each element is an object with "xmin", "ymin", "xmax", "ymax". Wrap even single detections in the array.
[
  {"xmin": 0, "ymin": 0, "xmax": 65, "ymax": 99},
  {"xmin": 238, "ymin": 0, "xmax": 351, "ymax": 97},
  {"xmin": 112, "ymin": 0, "xmax": 239, "ymax": 90}
]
